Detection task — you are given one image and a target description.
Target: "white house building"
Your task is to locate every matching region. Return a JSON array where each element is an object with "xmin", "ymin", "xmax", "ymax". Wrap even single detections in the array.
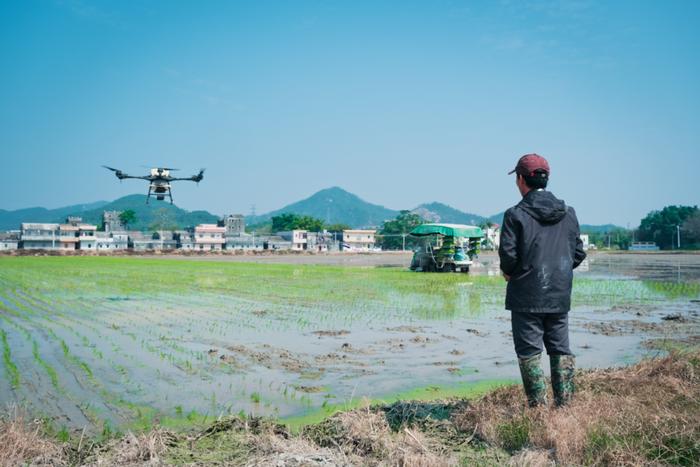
[
  {"xmin": 194, "ymin": 224, "xmax": 226, "ymax": 251},
  {"xmin": 342, "ymin": 229, "xmax": 376, "ymax": 251}
]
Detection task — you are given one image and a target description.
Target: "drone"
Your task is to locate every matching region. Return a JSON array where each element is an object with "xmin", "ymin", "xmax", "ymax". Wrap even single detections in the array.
[{"xmin": 103, "ymin": 166, "xmax": 205, "ymax": 204}]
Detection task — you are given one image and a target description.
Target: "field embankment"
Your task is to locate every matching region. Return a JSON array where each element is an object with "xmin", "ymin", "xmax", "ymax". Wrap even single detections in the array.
[{"xmin": 2, "ymin": 348, "xmax": 698, "ymax": 466}]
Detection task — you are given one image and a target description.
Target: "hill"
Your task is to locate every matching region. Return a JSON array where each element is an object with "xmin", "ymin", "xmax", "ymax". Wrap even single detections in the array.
[
  {"xmin": 0, "ymin": 195, "xmax": 219, "ymax": 231},
  {"xmin": 0, "ymin": 201, "xmax": 108, "ymax": 231},
  {"xmin": 70, "ymin": 194, "xmax": 219, "ymax": 231},
  {"xmin": 246, "ymin": 187, "xmax": 398, "ymax": 228},
  {"xmin": 411, "ymin": 202, "xmax": 487, "ymax": 225}
]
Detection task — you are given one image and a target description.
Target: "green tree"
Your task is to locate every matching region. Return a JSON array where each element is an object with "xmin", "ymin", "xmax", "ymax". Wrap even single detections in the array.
[
  {"xmin": 119, "ymin": 209, "xmax": 136, "ymax": 229},
  {"xmin": 325, "ymin": 223, "xmax": 351, "ymax": 234},
  {"xmin": 271, "ymin": 213, "xmax": 325, "ymax": 232},
  {"xmin": 638, "ymin": 205, "xmax": 698, "ymax": 250},
  {"xmin": 378, "ymin": 210, "xmax": 425, "ymax": 250},
  {"xmin": 680, "ymin": 211, "xmax": 700, "ymax": 249}
]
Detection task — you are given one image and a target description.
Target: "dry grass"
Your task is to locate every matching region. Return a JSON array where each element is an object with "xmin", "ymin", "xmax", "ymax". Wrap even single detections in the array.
[
  {"xmin": 303, "ymin": 402, "xmax": 457, "ymax": 466},
  {"xmin": 85, "ymin": 428, "xmax": 176, "ymax": 466},
  {"xmin": 454, "ymin": 350, "xmax": 700, "ymax": 465},
  {"xmin": 0, "ymin": 407, "xmax": 67, "ymax": 467},
  {"xmin": 2, "ymin": 350, "xmax": 698, "ymax": 466}
]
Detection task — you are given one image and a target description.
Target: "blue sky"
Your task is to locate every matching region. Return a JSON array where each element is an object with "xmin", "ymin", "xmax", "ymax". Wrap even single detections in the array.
[{"xmin": 1, "ymin": 0, "xmax": 698, "ymax": 226}]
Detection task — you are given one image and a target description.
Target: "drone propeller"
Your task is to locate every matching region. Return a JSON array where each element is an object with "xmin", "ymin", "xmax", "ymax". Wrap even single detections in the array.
[
  {"xmin": 103, "ymin": 165, "xmax": 120, "ymax": 172},
  {"xmin": 194, "ymin": 168, "xmax": 205, "ymax": 183}
]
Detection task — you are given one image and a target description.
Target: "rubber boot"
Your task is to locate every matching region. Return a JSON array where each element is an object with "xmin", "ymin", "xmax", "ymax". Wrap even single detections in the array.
[
  {"xmin": 518, "ymin": 353, "xmax": 547, "ymax": 407},
  {"xmin": 550, "ymin": 354, "xmax": 575, "ymax": 407}
]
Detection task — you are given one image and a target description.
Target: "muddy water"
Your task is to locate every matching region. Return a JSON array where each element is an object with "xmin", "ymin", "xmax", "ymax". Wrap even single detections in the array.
[{"xmin": 0, "ymin": 254, "xmax": 698, "ymax": 431}]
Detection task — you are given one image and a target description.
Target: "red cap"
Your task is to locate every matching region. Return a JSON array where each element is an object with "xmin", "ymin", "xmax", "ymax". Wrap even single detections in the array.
[{"xmin": 508, "ymin": 153, "xmax": 550, "ymax": 176}]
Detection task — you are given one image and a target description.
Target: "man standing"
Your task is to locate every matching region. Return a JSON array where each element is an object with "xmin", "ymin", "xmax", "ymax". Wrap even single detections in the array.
[{"xmin": 499, "ymin": 154, "xmax": 586, "ymax": 407}]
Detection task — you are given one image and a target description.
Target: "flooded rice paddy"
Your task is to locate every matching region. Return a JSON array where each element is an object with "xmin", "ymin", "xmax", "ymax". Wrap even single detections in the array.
[{"xmin": 0, "ymin": 253, "xmax": 698, "ymax": 433}]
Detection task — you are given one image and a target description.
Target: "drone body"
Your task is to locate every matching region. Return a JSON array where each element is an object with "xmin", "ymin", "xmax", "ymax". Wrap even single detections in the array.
[{"xmin": 103, "ymin": 166, "xmax": 205, "ymax": 204}]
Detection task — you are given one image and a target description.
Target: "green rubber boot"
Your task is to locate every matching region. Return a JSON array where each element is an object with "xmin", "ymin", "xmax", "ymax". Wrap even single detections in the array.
[
  {"xmin": 550, "ymin": 354, "xmax": 575, "ymax": 407},
  {"xmin": 518, "ymin": 353, "xmax": 547, "ymax": 407}
]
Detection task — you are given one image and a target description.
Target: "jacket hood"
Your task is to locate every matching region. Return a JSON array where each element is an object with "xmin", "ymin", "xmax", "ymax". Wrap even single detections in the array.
[{"xmin": 518, "ymin": 190, "xmax": 567, "ymax": 224}]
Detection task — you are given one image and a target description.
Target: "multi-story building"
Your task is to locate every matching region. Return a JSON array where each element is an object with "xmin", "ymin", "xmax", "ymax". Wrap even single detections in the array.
[
  {"xmin": 21, "ymin": 223, "xmax": 60, "ymax": 250},
  {"xmin": 103, "ymin": 211, "xmax": 125, "ymax": 232},
  {"xmin": 174, "ymin": 230, "xmax": 195, "ymax": 250},
  {"xmin": 194, "ymin": 224, "xmax": 226, "ymax": 251},
  {"xmin": 130, "ymin": 232, "xmax": 177, "ymax": 251},
  {"xmin": 78, "ymin": 224, "xmax": 97, "ymax": 250},
  {"xmin": 95, "ymin": 232, "xmax": 129, "ymax": 250},
  {"xmin": 342, "ymin": 229, "xmax": 376, "ymax": 251},
  {"xmin": 58, "ymin": 223, "xmax": 80, "ymax": 250},
  {"xmin": 221, "ymin": 214, "xmax": 245, "ymax": 236}
]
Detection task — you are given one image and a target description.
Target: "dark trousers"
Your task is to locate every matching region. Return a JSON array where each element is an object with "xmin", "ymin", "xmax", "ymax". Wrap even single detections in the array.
[{"xmin": 511, "ymin": 311, "xmax": 572, "ymax": 358}]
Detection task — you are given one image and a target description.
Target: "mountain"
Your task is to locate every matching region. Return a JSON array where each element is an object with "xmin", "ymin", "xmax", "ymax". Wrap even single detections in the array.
[
  {"xmin": 0, "ymin": 201, "xmax": 108, "ymax": 231},
  {"xmin": 246, "ymin": 187, "xmax": 398, "ymax": 228},
  {"xmin": 487, "ymin": 211, "xmax": 505, "ymax": 225},
  {"xmin": 0, "ymin": 195, "xmax": 219, "ymax": 231},
  {"xmin": 412, "ymin": 202, "xmax": 487, "ymax": 226}
]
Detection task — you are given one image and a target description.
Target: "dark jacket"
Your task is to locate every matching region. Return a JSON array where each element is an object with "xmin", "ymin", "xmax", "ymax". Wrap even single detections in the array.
[{"xmin": 499, "ymin": 190, "xmax": 586, "ymax": 313}]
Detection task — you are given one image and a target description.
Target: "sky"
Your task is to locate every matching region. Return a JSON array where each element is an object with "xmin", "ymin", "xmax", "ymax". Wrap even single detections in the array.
[{"xmin": 1, "ymin": 0, "xmax": 698, "ymax": 226}]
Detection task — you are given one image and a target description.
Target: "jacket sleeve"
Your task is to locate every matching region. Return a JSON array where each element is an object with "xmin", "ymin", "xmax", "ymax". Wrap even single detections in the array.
[
  {"xmin": 569, "ymin": 207, "xmax": 587, "ymax": 269},
  {"xmin": 499, "ymin": 208, "xmax": 519, "ymax": 275}
]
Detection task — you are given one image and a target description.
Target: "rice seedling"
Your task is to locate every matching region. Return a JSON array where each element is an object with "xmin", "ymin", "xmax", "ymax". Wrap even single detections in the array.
[{"xmin": 1, "ymin": 328, "xmax": 20, "ymax": 388}]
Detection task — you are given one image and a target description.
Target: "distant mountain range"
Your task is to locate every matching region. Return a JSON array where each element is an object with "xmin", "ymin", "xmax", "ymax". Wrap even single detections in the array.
[
  {"xmin": 0, "ymin": 195, "xmax": 218, "ymax": 231},
  {"xmin": 1, "ymin": 187, "xmax": 621, "ymax": 232}
]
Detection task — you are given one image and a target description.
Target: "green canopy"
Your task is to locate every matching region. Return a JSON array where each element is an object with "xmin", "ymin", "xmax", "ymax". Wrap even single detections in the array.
[{"xmin": 410, "ymin": 223, "xmax": 484, "ymax": 238}]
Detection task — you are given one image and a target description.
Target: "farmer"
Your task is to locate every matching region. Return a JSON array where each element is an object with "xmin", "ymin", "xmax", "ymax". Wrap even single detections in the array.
[{"xmin": 499, "ymin": 154, "xmax": 586, "ymax": 407}]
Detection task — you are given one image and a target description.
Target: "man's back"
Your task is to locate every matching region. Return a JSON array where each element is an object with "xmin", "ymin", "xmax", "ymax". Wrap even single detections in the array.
[{"xmin": 499, "ymin": 189, "xmax": 586, "ymax": 313}]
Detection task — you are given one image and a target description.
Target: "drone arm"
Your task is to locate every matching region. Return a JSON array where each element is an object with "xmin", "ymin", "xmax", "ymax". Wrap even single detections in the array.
[
  {"xmin": 170, "ymin": 170, "xmax": 205, "ymax": 183},
  {"xmin": 117, "ymin": 174, "xmax": 150, "ymax": 180}
]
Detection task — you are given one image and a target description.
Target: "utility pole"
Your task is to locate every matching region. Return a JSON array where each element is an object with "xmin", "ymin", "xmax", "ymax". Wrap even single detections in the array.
[
  {"xmin": 402, "ymin": 233, "xmax": 406, "ymax": 251},
  {"xmin": 677, "ymin": 225, "xmax": 681, "ymax": 250}
]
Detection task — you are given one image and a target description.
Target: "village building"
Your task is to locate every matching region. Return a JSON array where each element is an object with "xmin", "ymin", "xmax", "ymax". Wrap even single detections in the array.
[
  {"xmin": 342, "ymin": 229, "xmax": 376, "ymax": 251},
  {"xmin": 58, "ymin": 223, "xmax": 80, "ymax": 250},
  {"xmin": 194, "ymin": 224, "xmax": 226, "ymax": 251},
  {"xmin": 95, "ymin": 231, "xmax": 129, "ymax": 250},
  {"xmin": 103, "ymin": 211, "xmax": 125, "ymax": 232},
  {"xmin": 129, "ymin": 231, "xmax": 176, "ymax": 251},
  {"xmin": 174, "ymin": 230, "xmax": 195, "ymax": 250},
  {"xmin": 484, "ymin": 225, "xmax": 501, "ymax": 250},
  {"xmin": 225, "ymin": 233, "xmax": 259, "ymax": 250},
  {"xmin": 278, "ymin": 230, "xmax": 308, "ymax": 251},
  {"xmin": 0, "ymin": 231, "xmax": 20, "ymax": 250},
  {"xmin": 307, "ymin": 231, "xmax": 336, "ymax": 252},
  {"xmin": 580, "ymin": 234, "xmax": 590, "ymax": 250},
  {"xmin": 220, "ymin": 214, "xmax": 245, "ymax": 236},
  {"xmin": 260, "ymin": 235, "xmax": 292, "ymax": 250},
  {"xmin": 20, "ymin": 223, "xmax": 60, "ymax": 249},
  {"xmin": 78, "ymin": 224, "xmax": 97, "ymax": 250}
]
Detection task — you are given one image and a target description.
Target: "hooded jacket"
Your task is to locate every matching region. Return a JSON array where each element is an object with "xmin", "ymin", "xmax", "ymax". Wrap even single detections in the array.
[{"xmin": 499, "ymin": 190, "xmax": 586, "ymax": 313}]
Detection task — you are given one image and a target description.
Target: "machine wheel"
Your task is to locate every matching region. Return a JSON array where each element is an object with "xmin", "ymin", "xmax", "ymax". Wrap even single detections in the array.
[
  {"xmin": 441, "ymin": 263, "xmax": 456, "ymax": 273},
  {"xmin": 460, "ymin": 266, "xmax": 470, "ymax": 273},
  {"xmin": 423, "ymin": 260, "xmax": 436, "ymax": 272}
]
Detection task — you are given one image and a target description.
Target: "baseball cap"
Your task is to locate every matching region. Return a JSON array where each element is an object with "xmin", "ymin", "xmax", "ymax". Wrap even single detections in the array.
[{"xmin": 508, "ymin": 153, "xmax": 550, "ymax": 176}]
